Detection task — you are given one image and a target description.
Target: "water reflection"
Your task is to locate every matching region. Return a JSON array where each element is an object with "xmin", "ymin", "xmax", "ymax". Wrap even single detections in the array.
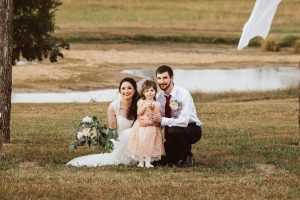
[{"xmin": 12, "ymin": 67, "xmax": 300, "ymax": 103}]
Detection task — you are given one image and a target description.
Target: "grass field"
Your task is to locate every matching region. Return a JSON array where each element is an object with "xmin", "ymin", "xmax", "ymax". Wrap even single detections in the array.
[
  {"xmin": 1, "ymin": 90, "xmax": 299, "ymax": 199},
  {"xmin": 3, "ymin": 1, "xmax": 300, "ymax": 199},
  {"xmin": 55, "ymin": 0, "xmax": 300, "ymax": 44}
]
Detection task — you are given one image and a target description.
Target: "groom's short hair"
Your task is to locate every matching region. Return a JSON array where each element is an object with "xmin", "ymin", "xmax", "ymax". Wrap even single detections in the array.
[{"xmin": 156, "ymin": 65, "xmax": 173, "ymax": 78}]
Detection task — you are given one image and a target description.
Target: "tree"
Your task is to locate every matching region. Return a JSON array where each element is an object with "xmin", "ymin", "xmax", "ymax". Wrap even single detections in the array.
[
  {"xmin": 13, "ymin": 0, "xmax": 69, "ymax": 64},
  {"xmin": 0, "ymin": 0, "xmax": 13, "ymax": 149},
  {"xmin": 1, "ymin": 0, "xmax": 67, "ymax": 149}
]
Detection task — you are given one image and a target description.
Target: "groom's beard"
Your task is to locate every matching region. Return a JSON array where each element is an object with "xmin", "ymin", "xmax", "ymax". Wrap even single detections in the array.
[{"xmin": 158, "ymin": 81, "xmax": 171, "ymax": 91}]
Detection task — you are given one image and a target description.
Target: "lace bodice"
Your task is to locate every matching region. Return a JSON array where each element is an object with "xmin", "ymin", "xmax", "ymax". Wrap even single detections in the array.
[
  {"xmin": 116, "ymin": 115, "xmax": 132, "ymax": 133},
  {"xmin": 111, "ymin": 98, "xmax": 133, "ymax": 133}
]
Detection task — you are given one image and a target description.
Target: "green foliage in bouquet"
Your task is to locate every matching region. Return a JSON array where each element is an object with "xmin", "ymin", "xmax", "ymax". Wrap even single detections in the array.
[{"xmin": 68, "ymin": 116, "xmax": 118, "ymax": 153}]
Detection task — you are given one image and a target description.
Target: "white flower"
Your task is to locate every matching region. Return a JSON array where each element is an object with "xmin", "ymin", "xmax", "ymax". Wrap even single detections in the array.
[
  {"xmin": 170, "ymin": 100, "xmax": 182, "ymax": 111},
  {"xmin": 76, "ymin": 131, "xmax": 84, "ymax": 140},
  {"xmin": 170, "ymin": 101, "xmax": 178, "ymax": 110},
  {"xmin": 82, "ymin": 116, "xmax": 92, "ymax": 123},
  {"xmin": 90, "ymin": 128, "xmax": 97, "ymax": 139},
  {"xmin": 82, "ymin": 128, "xmax": 90, "ymax": 137}
]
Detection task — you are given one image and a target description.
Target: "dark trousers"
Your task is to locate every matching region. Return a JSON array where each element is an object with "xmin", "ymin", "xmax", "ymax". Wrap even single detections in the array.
[{"xmin": 162, "ymin": 123, "xmax": 202, "ymax": 165}]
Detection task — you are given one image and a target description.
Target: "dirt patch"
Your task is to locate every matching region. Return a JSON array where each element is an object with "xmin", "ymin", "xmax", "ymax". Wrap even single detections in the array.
[
  {"xmin": 256, "ymin": 164, "xmax": 289, "ymax": 176},
  {"xmin": 13, "ymin": 63, "xmax": 77, "ymax": 81},
  {"xmin": 257, "ymin": 164, "xmax": 277, "ymax": 175},
  {"xmin": 18, "ymin": 161, "xmax": 39, "ymax": 169}
]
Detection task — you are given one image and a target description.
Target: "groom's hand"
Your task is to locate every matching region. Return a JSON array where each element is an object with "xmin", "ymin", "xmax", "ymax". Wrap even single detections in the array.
[{"xmin": 148, "ymin": 113, "xmax": 162, "ymax": 123}]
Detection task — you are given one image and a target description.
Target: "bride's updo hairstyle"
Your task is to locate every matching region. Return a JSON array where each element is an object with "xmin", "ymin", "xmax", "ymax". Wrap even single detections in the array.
[
  {"xmin": 139, "ymin": 80, "xmax": 157, "ymax": 100},
  {"xmin": 119, "ymin": 77, "xmax": 139, "ymax": 122}
]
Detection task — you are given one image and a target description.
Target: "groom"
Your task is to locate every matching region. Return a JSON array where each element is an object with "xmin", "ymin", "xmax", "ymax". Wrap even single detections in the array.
[{"xmin": 149, "ymin": 65, "xmax": 202, "ymax": 167}]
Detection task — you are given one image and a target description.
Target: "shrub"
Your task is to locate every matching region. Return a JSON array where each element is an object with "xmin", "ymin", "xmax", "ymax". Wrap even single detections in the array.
[
  {"xmin": 293, "ymin": 39, "xmax": 300, "ymax": 54},
  {"xmin": 249, "ymin": 37, "xmax": 262, "ymax": 47},
  {"xmin": 279, "ymin": 35, "xmax": 300, "ymax": 47},
  {"xmin": 261, "ymin": 37, "xmax": 280, "ymax": 52}
]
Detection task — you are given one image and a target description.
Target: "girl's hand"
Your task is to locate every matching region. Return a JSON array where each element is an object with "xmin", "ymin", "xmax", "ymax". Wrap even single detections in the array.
[
  {"xmin": 145, "ymin": 101, "xmax": 154, "ymax": 109},
  {"xmin": 149, "ymin": 102, "xmax": 155, "ymax": 109}
]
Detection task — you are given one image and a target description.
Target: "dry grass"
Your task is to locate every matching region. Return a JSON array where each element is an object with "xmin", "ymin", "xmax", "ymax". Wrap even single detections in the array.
[
  {"xmin": 5, "ymin": 1, "xmax": 300, "ymax": 198},
  {"xmin": 13, "ymin": 43, "xmax": 300, "ymax": 92},
  {"xmin": 0, "ymin": 91, "xmax": 299, "ymax": 199}
]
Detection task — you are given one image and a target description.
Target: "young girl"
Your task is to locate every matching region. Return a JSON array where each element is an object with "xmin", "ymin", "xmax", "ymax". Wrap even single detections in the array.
[{"xmin": 126, "ymin": 80, "xmax": 165, "ymax": 168}]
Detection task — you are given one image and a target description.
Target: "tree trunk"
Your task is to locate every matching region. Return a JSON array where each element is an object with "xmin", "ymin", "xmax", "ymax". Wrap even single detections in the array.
[
  {"xmin": 0, "ymin": 0, "xmax": 13, "ymax": 149},
  {"xmin": 299, "ymin": 60, "xmax": 300, "ymax": 146}
]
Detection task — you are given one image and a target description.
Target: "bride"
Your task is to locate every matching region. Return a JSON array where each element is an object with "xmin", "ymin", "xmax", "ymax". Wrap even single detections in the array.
[{"xmin": 67, "ymin": 78, "xmax": 140, "ymax": 167}]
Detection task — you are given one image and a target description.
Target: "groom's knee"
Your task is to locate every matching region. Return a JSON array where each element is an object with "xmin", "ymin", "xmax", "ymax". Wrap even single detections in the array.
[{"xmin": 188, "ymin": 125, "xmax": 202, "ymax": 144}]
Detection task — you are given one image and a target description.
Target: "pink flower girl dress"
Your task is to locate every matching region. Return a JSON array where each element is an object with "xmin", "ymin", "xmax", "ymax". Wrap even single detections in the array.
[{"xmin": 126, "ymin": 99, "xmax": 165, "ymax": 167}]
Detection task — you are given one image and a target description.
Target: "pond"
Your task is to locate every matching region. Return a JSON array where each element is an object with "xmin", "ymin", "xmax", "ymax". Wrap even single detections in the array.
[
  {"xmin": 124, "ymin": 67, "xmax": 300, "ymax": 92},
  {"xmin": 12, "ymin": 67, "xmax": 300, "ymax": 103}
]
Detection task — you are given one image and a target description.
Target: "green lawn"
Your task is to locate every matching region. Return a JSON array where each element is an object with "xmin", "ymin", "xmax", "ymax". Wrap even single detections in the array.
[
  {"xmin": 1, "ymin": 90, "xmax": 299, "ymax": 199},
  {"xmin": 2, "ymin": 1, "xmax": 300, "ymax": 198},
  {"xmin": 55, "ymin": 0, "xmax": 300, "ymax": 44}
]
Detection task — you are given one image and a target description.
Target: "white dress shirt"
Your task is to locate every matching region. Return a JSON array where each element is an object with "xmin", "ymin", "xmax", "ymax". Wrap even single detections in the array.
[{"xmin": 156, "ymin": 84, "xmax": 202, "ymax": 127}]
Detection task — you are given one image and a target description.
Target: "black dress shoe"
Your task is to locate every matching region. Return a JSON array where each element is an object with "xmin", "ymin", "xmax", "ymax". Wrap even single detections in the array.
[
  {"xmin": 151, "ymin": 156, "xmax": 168, "ymax": 167},
  {"xmin": 183, "ymin": 153, "xmax": 195, "ymax": 167},
  {"xmin": 151, "ymin": 161, "xmax": 159, "ymax": 167}
]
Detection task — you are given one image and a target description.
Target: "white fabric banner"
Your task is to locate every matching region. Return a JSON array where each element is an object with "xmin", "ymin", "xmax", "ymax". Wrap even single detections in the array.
[{"xmin": 237, "ymin": 0, "xmax": 281, "ymax": 50}]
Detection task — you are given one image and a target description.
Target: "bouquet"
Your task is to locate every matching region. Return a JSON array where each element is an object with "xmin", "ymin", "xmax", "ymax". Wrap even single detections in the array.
[{"xmin": 68, "ymin": 116, "xmax": 118, "ymax": 152}]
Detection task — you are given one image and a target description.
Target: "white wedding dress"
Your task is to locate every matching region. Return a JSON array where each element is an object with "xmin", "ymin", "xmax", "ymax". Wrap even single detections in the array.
[{"xmin": 67, "ymin": 99, "xmax": 136, "ymax": 167}]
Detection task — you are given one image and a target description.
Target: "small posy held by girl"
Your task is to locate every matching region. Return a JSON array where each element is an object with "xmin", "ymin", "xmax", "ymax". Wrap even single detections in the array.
[{"xmin": 126, "ymin": 80, "xmax": 165, "ymax": 168}]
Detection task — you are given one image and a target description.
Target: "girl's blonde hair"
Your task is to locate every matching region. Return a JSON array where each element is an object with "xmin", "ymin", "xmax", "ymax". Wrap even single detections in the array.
[{"xmin": 139, "ymin": 80, "xmax": 157, "ymax": 100}]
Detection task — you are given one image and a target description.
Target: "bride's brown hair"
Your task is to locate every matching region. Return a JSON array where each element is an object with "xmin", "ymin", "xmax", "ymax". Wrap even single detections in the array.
[
  {"xmin": 119, "ymin": 77, "xmax": 139, "ymax": 122},
  {"xmin": 139, "ymin": 80, "xmax": 157, "ymax": 100}
]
